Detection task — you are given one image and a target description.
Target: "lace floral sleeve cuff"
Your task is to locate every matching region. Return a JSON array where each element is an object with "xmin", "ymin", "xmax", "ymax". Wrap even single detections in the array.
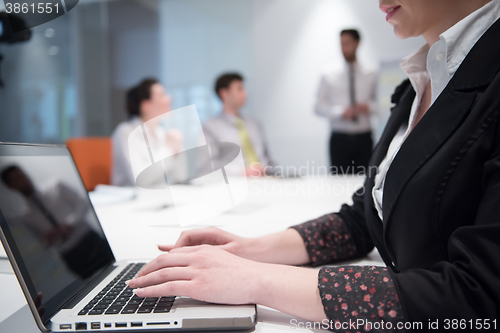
[
  {"xmin": 318, "ymin": 266, "xmax": 406, "ymax": 332},
  {"xmin": 290, "ymin": 214, "xmax": 358, "ymax": 266}
]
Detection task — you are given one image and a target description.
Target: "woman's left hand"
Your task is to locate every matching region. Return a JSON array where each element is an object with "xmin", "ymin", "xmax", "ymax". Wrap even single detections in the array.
[
  {"xmin": 127, "ymin": 244, "xmax": 326, "ymax": 322},
  {"xmin": 127, "ymin": 245, "xmax": 262, "ymax": 305}
]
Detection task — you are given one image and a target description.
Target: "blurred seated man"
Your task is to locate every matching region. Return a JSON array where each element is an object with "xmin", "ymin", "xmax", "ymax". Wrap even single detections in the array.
[
  {"xmin": 202, "ymin": 73, "xmax": 276, "ymax": 177},
  {"xmin": 112, "ymin": 78, "xmax": 187, "ymax": 187}
]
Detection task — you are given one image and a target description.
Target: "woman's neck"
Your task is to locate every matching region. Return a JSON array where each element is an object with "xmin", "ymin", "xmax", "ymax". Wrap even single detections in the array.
[{"xmin": 140, "ymin": 114, "xmax": 161, "ymax": 132}]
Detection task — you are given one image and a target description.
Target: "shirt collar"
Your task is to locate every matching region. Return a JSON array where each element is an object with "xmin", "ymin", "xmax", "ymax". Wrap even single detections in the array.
[
  {"xmin": 439, "ymin": 0, "xmax": 500, "ymax": 77},
  {"xmin": 400, "ymin": 44, "xmax": 429, "ymax": 75},
  {"xmin": 344, "ymin": 59, "xmax": 358, "ymax": 69},
  {"xmin": 222, "ymin": 112, "xmax": 244, "ymax": 124}
]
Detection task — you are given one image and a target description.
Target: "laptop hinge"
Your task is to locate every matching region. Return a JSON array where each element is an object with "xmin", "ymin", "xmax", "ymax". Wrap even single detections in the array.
[{"xmin": 61, "ymin": 264, "xmax": 117, "ymax": 310}]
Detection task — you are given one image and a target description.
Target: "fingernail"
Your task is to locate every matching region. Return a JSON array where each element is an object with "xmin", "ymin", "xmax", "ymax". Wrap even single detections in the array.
[
  {"xmin": 133, "ymin": 288, "xmax": 140, "ymax": 295},
  {"xmin": 125, "ymin": 280, "xmax": 130, "ymax": 286}
]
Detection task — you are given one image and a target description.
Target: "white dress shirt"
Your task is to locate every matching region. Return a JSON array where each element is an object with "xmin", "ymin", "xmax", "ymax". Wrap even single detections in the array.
[
  {"xmin": 201, "ymin": 113, "xmax": 276, "ymax": 176},
  {"xmin": 372, "ymin": 0, "xmax": 500, "ymax": 221},
  {"xmin": 112, "ymin": 117, "xmax": 187, "ymax": 187},
  {"xmin": 315, "ymin": 60, "xmax": 378, "ymax": 134}
]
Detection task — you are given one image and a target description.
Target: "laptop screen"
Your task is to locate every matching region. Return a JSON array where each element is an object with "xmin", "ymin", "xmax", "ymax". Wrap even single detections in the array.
[{"xmin": 0, "ymin": 144, "xmax": 115, "ymax": 323}]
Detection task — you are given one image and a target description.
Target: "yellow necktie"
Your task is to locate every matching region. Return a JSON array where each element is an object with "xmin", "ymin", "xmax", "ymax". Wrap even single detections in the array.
[{"xmin": 234, "ymin": 117, "xmax": 260, "ymax": 165}]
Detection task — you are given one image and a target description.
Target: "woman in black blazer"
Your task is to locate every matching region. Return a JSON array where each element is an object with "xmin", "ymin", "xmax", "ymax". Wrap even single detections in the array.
[{"xmin": 127, "ymin": 0, "xmax": 500, "ymax": 331}]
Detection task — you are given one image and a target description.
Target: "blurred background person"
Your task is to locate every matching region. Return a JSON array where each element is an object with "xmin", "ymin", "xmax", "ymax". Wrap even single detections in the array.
[
  {"xmin": 112, "ymin": 78, "xmax": 187, "ymax": 187},
  {"xmin": 0, "ymin": 165, "xmax": 111, "ymax": 278},
  {"xmin": 202, "ymin": 73, "xmax": 276, "ymax": 177},
  {"xmin": 1, "ymin": 1, "xmax": 420, "ymax": 176},
  {"xmin": 315, "ymin": 29, "xmax": 378, "ymax": 175}
]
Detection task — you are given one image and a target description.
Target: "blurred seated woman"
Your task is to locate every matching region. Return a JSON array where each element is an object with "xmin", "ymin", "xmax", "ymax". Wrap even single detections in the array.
[{"xmin": 112, "ymin": 79, "xmax": 186, "ymax": 187}]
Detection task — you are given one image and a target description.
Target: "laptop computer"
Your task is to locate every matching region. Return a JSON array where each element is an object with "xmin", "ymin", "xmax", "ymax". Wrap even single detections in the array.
[{"xmin": 0, "ymin": 143, "xmax": 257, "ymax": 332}]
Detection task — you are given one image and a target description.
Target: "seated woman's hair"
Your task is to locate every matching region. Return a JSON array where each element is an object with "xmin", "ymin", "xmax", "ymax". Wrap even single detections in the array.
[{"xmin": 126, "ymin": 78, "xmax": 159, "ymax": 118}]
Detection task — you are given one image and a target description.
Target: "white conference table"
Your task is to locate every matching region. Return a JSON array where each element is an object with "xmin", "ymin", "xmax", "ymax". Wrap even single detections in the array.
[{"xmin": 0, "ymin": 176, "xmax": 385, "ymax": 332}]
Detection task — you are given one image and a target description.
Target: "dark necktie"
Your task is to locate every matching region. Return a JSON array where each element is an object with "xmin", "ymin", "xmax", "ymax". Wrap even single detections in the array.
[
  {"xmin": 31, "ymin": 195, "xmax": 59, "ymax": 228},
  {"xmin": 349, "ymin": 64, "xmax": 358, "ymax": 122}
]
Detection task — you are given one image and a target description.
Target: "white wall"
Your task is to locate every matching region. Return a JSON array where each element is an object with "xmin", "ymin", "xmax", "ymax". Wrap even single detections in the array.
[{"xmin": 159, "ymin": 0, "xmax": 254, "ymax": 123}]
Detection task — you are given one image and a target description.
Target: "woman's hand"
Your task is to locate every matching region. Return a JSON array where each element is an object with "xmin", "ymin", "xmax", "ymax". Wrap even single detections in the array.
[
  {"xmin": 158, "ymin": 227, "xmax": 310, "ymax": 265},
  {"xmin": 129, "ymin": 245, "xmax": 261, "ymax": 304},
  {"xmin": 127, "ymin": 244, "xmax": 327, "ymax": 322},
  {"xmin": 157, "ymin": 227, "xmax": 259, "ymax": 261}
]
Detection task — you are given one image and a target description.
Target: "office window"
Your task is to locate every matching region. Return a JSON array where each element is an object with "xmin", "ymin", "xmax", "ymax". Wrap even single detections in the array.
[{"xmin": 0, "ymin": 13, "xmax": 76, "ymax": 144}]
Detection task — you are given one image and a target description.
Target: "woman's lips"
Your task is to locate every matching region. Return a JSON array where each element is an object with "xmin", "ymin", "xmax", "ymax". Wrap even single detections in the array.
[{"xmin": 384, "ymin": 6, "xmax": 401, "ymax": 21}]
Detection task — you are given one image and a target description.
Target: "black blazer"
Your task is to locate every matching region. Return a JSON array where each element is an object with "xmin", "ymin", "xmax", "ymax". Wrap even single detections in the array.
[{"xmin": 338, "ymin": 18, "xmax": 500, "ymax": 326}]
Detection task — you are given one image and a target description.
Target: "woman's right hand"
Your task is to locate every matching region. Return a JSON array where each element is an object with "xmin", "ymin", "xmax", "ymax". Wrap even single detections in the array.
[
  {"xmin": 158, "ymin": 227, "xmax": 259, "ymax": 261},
  {"xmin": 158, "ymin": 227, "xmax": 310, "ymax": 265}
]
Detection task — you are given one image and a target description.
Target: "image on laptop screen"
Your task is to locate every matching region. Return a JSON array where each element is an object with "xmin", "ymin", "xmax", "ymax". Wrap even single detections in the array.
[{"xmin": 0, "ymin": 145, "xmax": 115, "ymax": 323}]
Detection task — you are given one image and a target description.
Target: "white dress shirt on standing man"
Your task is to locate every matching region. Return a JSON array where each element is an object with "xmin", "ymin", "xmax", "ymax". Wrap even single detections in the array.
[{"xmin": 315, "ymin": 60, "xmax": 378, "ymax": 134}]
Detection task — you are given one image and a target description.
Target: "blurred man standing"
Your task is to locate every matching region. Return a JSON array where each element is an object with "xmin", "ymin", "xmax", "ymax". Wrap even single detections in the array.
[
  {"xmin": 315, "ymin": 29, "xmax": 378, "ymax": 175},
  {"xmin": 202, "ymin": 73, "xmax": 275, "ymax": 176}
]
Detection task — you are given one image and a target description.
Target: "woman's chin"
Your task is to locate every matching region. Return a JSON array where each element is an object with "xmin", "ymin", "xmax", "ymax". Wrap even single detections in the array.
[{"xmin": 392, "ymin": 25, "xmax": 413, "ymax": 40}]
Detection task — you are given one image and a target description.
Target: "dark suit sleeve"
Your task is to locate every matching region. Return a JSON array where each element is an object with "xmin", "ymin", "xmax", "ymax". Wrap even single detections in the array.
[
  {"xmin": 290, "ymin": 184, "xmax": 407, "ymax": 331},
  {"xmin": 290, "ymin": 184, "xmax": 375, "ymax": 266},
  {"xmin": 317, "ymin": 265, "xmax": 406, "ymax": 332},
  {"xmin": 391, "ymin": 133, "xmax": 500, "ymax": 327}
]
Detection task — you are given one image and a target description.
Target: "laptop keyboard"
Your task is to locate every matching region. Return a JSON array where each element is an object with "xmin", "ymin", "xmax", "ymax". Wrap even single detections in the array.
[{"xmin": 78, "ymin": 263, "xmax": 176, "ymax": 316}]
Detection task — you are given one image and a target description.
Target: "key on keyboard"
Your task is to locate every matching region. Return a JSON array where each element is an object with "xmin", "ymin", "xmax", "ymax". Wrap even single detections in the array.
[{"xmin": 78, "ymin": 263, "xmax": 176, "ymax": 316}]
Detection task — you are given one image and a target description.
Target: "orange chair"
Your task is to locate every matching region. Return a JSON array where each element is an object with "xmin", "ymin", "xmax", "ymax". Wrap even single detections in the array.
[{"xmin": 66, "ymin": 137, "xmax": 112, "ymax": 191}]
